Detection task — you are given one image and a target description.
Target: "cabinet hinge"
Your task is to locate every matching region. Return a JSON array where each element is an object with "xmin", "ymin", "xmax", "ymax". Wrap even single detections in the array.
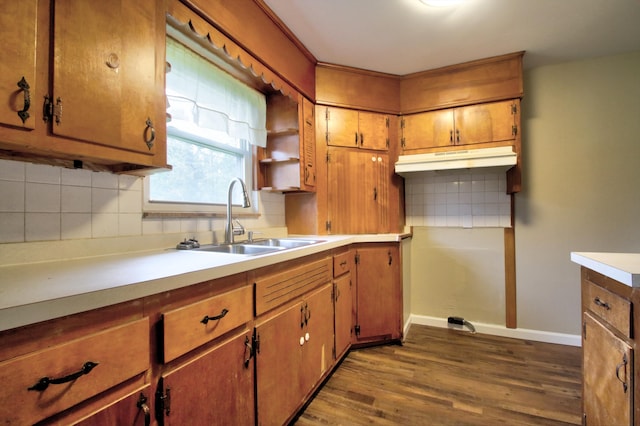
[
  {"xmin": 582, "ymin": 321, "xmax": 586, "ymax": 339},
  {"xmin": 512, "ymin": 125, "xmax": 518, "ymax": 136},
  {"xmin": 326, "ymin": 152, "xmax": 330, "ymax": 163},
  {"xmin": 325, "ymin": 220, "xmax": 332, "ymax": 232},
  {"xmin": 386, "ymin": 138, "xmax": 389, "ymax": 148},
  {"xmin": 511, "ymin": 103, "xmax": 518, "ymax": 115},
  {"xmin": 43, "ymin": 95, "xmax": 62, "ymax": 124},
  {"xmin": 155, "ymin": 385, "xmax": 171, "ymax": 418},
  {"xmin": 254, "ymin": 333, "xmax": 261, "ymax": 354},
  {"xmin": 400, "ymin": 118, "xmax": 405, "ymax": 129},
  {"xmin": 354, "ymin": 324, "xmax": 361, "ymax": 336},
  {"xmin": 325, "ymin": 132, "xmax": 330, "ymax": 143},
  {"xmin": 385, "ymin": 117, "xmax": 389, "ymax": 128},
  {"xmin": 325, "ymin": 108, "xmax": 330, "ymax": 121},
  {"xmin": 400, "ymin": 137, "xmax": 406, "ymax": 148},
  {"xmin": 355, "ymin": 253, "xmax": 360, "ymax": 264}
]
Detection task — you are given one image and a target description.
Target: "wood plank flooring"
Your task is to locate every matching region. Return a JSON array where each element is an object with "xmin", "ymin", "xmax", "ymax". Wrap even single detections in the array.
[{"xmin": 293, "ymin": 325, "xmax": 582, "ymax": 425}]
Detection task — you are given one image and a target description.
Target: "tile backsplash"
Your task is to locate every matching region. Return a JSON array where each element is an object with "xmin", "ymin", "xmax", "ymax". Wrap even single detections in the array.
[
  {"xmin": 0, "ymin": 159, "xmax": 285, "ymax": 244},
  {"xmin": 404, "ymin": 169, "xmax": 511, "ymax": 228}
]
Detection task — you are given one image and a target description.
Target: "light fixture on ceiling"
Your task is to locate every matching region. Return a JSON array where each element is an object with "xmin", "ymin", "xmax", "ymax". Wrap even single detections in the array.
[{"xmin": 420, "ymin": 0, "xmax": 465, "ymax": 6}]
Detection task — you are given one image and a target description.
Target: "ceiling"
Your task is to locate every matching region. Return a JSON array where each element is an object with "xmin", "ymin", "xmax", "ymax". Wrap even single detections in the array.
[{"xmin": 262, "ymin": 0, "xmax": 640, "ymax": 75}]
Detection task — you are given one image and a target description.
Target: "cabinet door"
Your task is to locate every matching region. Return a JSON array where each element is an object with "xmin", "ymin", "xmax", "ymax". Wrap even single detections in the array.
[
  {"xmin": 355, "ymin": 244, "xmax": 402, "ymax": 343},
  {"xmin": 334, "ymin": 273, "xmax": 353, "ymax": 359},
  {"xmin": 401, "ymin": 109, "xmax": 453, "ymax": 151},
  {"xmin": 158, "ymin": 332, "xmax": 255, "ymax": 426},
  {"xmin": 301, "ymin": 97, "xmax": 316, "ymax": 188},
  {"xmin": 454, "ymin": 100, "xmax": 516, "ymax": 146},
  {"xmin": 255, "ymin": 303, "xmax": 304, "ymax": 426},
  {"xmin": 0, "ymin": 0, "xmax": 37, "ymax": 129},
  {"xmin": 52, "ymin": 0, "xmax": 158, "ymax": 155},
  {"xmin": 325, "ymin": 107, "xmax": 359, "ymax": 148},
  {"xmin": 358, "ymin": 111, "xmax": 389, "ymax": 151},
  {"xmin": 300, "ymin": 284, "xmax": 334, "ymax": 396},
  {"xmin": 73, "ymin": 386, "xmax": 151, "ymax": 426},
  {"xmin": 583, "ymin": 312, "xmax": 633, "ymax": 426}
]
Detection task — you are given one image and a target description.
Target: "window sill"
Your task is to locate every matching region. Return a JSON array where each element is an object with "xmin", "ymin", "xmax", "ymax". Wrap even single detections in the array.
[{"xmin": 142, "ymin": 211, "xmax": 260, "ymax": 219}]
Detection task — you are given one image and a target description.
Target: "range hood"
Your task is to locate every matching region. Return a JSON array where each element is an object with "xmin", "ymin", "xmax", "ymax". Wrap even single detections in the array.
[{"xmin": 395, "ymin": 146, "xmax": 517, "ymax": 176}]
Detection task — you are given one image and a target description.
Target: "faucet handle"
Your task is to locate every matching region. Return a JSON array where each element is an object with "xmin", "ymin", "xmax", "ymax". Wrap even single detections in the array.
[{"xmin": 232, "ymin": 219, "xmax": 245, "ymax": 236}]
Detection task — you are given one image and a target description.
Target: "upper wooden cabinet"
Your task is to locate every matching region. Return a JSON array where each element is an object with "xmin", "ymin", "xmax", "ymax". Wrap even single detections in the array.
[
  {"xmin": 323, "ymin": 106, "xmax": 390, "ymax": 151},
  {"xmin": 0, "ymin": 0, "xmax": 167, "ymax": 173},
  {"xmin": 401, "ymin": 99, "xmax": 519, "ymax": 152},
  {"xmin": 257, "ymin": 93, "xmax": 316, "ymax": 192},
  {"xmin": 0, "ymin": 0, "xmax": 37, "ymax": 130}
]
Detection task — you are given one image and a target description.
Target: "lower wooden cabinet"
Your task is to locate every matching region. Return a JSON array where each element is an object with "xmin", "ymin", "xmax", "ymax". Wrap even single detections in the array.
[
  {"xmin": 73, "ymin": 385, "xmax": 152, "ymax": 426},
  {"xmin": 156, "ymin": 331, "xmax": 255, "ymax": 425},
  {"xmin": 333, "ymin": 249, "xmax": 354, "ymax": 359},
  {"xmin": 353, "ymin": 243, "xmax": 403, "ymax": 344},
  {"xmin": 581, "ymin": 268, "xmax": 636, "ymax": 425},
  {"xmin": 255, "ymin": 283, "xmax": 334, "ymax": 426}
]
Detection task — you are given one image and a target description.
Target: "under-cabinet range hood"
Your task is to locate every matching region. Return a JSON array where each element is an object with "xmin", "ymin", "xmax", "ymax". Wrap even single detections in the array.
[{"xmin": 395, "ymin": 146, "xmax": 517, "ymax": 176}]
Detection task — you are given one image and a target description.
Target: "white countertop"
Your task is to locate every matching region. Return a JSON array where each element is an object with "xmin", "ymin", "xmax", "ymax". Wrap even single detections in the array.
[
  {"xmin": 0, "ymin": 234, "xmax": 407, "ymax": 332},
  {"xmin": 571, "ymin": 252, "xmax": 640, "ymax": 287}
]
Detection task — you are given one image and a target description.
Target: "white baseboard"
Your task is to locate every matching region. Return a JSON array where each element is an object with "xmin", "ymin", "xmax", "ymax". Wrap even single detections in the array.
[{"xmin": 407, "ymin": 314, "xmax": 582, "ymax": 347}]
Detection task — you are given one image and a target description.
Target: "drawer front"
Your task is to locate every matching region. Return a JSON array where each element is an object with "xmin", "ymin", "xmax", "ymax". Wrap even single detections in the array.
[
  {"xmin": 333, "ymin": 251, "xmax": 352, "ymax": 277},
  {"xmin": 0, "ymin": 318, "xmax": 149, "ymax": 425},
  {"xmin": 255, "ymin": 257, "xmax": 332, "ymax": 316},
  {"xmin": 584, "ymin": 280, "xmax": 631, "ymax": 337},
  {"xmin": 162, "ymin": 285, "xmax": 253, "ymax": 363}
]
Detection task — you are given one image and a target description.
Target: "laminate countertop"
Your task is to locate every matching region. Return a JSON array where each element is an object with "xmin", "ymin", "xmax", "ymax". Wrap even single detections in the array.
[
  {"xmin": 0, "ymin": 234, "xmax": 408, "ymax": 332},
  {"xmin": 571, "ymin": 252, "xmax": 640, "ymax": 288}
]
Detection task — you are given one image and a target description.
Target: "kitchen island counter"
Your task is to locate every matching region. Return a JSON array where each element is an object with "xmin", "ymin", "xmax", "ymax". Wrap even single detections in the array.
[{"xmin": 571, "ymin": 251, "xmax": 640, "ymax": 287}]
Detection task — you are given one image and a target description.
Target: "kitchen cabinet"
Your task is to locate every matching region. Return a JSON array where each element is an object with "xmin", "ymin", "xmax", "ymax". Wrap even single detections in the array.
[
  {"xmin": 0, "ymin": 0, "xmax": 37, "ymax": 130},
  {"xmin": 323, "ymin": 106, "xmax": 390, "ymax": 151},
  {"xmin": 581, "ymin": 268, "xmax": 635, "ymax": 425},
  {"xmin": 327, "ymin": 148, "xmax": 390, "ymax": 234},
  {"xmin": 333, "ymin": 249, "xmax": 355, "ymax": 359},
  {"xmin": 257, "ymin": 92, "xmax": 316, "ymax": 192},
  {"xmin": 255, "ymin": 283, "xmax": 334, "ymax": 426},
  {"xmin": 156, "ymin": 331, "xmax": 255, "ymax": 425},
  {"xmin": 0, "ymin": 0, "xmax": 167, "ymax": 173},
  {"xmin": 353, "ymin": 243, "xmax": 402, "ymax": 345},
  {"xmin": 0, "ymin": 304, "xmax": 149, "ymax": 425},
  {"xmin": 72, "ymin": 386, "xmax": 151, "ymax": 426},
  {"xmin": 400, "ymin": 99, "xmax": 519, "ymax": 152}
]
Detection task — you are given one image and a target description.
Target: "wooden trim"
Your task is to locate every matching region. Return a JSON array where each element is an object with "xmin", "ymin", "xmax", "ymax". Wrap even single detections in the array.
[{"xmin": 504, "ymin": 224, "xmax": 517, "ymax": 329}]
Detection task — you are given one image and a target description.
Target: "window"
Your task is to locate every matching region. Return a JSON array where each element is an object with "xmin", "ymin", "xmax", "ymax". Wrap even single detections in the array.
[{"xmin": 145, "ymin": 36, "xmax": 267, "ymax": 212}]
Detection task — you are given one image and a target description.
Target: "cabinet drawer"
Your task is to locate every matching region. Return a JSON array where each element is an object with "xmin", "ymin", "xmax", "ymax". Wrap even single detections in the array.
[
  {"xmin": 333, "ymin": 251, "xmax": 352, "ymax": 277},
  {"xmin": 0, "ymin": 318, "xmax": 149, "ymax": 425},
  {"xmin": 255, "ymin": 257, "xmax": 332, "ymax": 315},
  {"xmin": 584, "ymin": 280, "xmax": 631, "ymax": 337},
  {"xmin": 162, "ymin": 285, "xmax": 253, "ymax": 363}
]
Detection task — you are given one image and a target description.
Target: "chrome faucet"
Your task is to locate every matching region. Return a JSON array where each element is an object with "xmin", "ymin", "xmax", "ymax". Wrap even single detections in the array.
[{"xmin": 225, "ymin": 177, "xmax": 251, "ymax": 244}]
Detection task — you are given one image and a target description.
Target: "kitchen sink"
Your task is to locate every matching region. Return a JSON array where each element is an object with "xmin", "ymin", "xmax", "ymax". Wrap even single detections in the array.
[
  {"xmin": 194, "ymin": 244, "xmax": 284, "ymax": 255},
  {"xmin": 249, "ymin": 238, "xmax": 326, "ymax": 248}
]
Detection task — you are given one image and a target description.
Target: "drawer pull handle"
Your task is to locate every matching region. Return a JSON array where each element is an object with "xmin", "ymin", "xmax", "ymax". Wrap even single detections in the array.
[
  {"xmin": 340, "ymin": 261, "xmax": 347, "ymax": 267},
  {"xmin": 28, "ymin": 361, "xmax": 98, "ymax": 392},
  {"xmin": 201, "ymin": 308, "xmax": 229, "ymax": 324},
  {"xmin": 137, "ymin": 392, "xmax": 151, "ymax": 426},
  {"xmin": 17, "ymin": 76, "xmax": 31, "ymax": 123},
  {"xmin": 243, "ymin": 335, "xmax": 253, "ymax": 368},
  {"xmin": 594, "ymin": 297, "xmax": 611, "ymax": 310},
  {"xmin": 615, "ymin": 353, "xmax": 629, "ymax": 393}
]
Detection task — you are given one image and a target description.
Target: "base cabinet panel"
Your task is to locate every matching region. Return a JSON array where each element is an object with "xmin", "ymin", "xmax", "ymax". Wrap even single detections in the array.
[
  {"xmin": 73, "ymin": 386, "xmax": 152, "ymax": 426},
  {"xmin": 157, "ymin": 331, "xmax": 255, "ymax": 426}
]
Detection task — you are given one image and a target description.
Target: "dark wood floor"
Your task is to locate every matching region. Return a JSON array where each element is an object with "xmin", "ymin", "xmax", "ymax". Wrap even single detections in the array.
[{"xmin": 294, "ymin": 325, "xmax": 582, "ymax": 425}]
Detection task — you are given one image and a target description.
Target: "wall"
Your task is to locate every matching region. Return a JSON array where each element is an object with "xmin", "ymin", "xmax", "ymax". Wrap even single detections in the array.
[
  {"xmin": 0, "ymin": 159, "xmax": 286, "ymax": 264},
  {"xmin": 408, "ymin": 51, "xmax": 640, "ymax": 340}
]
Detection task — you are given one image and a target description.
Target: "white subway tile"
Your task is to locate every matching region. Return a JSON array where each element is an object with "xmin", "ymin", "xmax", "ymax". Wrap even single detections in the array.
[
  {"xmin": 142, "ymin": 218, "xmax": 164, "ymax": 235},
  {"xmin": 26, "ymin": 163, "xmax": 60, "ymax": 184},
  {"xmin": 25, "ymin": 213, "xmax": 60, "ymax": 241},
  {"xmin": 162, "ymin": 219, "xmax": 181, "ymax": 234},
  {"xmin": 0, "ymin": 181, "xmax": 25, "ymax": 212},
  {"xmin": 0, "ymin": 212, "xmax": 24, "ymax": 242},
  {"xmin": 92, "ymin": 172, "xmax": 118, "ymax": 189},
  {"xmin": 119, "ymin": 213, "xmax": 142, "ymax": 236},
  {"xmin": 26, "ymin": 183, "xmax": 60, "ymax": 213},
  {"xmin": 92, "ymin": 188, "xmax": 119, "ymax": 213},
  {"xmin": 92, "ymin": 213, "xmax": 118, "ymax": 238},
  {"xmin": 61, "ymin": 213, "xmax": 92, "ymax": 239},
  {"xmin": 61, "ymin": 186, "xmax": 91, "ymax": 213},
  {"xmin": 118, "ymin": 189, "xmax": 142, "ymax": 213},
  {"xmin": 61, "ymin": 168, "xmax": 92, "ymax": 187},
  {"xmin": 118, "ymin": 174, "xmax": 142, "ymax": 190},
  {"xmin": 0, "ymin": 159, "xmax": 25, "ymax": 181}
]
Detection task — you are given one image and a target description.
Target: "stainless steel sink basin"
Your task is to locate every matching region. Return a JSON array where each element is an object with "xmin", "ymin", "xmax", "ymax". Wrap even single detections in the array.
[
  {"xmin": 250, "ymin": 238, "xmax": 326, "ymax": 249},
  {"xmin": 194, "ymin": 244, "xmax": 284, "ymax": 255}
]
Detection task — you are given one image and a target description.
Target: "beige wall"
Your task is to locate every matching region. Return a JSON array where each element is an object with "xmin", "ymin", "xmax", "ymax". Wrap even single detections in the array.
[
  {"xmin": 516, "ymin": 51, "xmax": 640, "ymax": 335},
  {"xmin": 408, "ymin": 51, "xmax": 640, "ymax": 337}
]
